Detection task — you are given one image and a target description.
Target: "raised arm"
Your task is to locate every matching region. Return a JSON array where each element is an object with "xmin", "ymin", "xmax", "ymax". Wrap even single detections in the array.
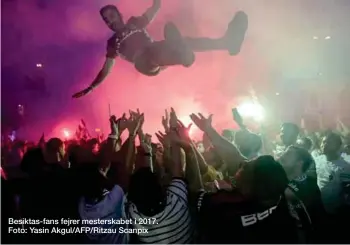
[
  {"xmin": 142, "ymin": 0, "xmax": 161, "ymax": 25},
  {"xmin": 72, "ymin": 58, "xmax": 115, "ymax": 98},
  {"xmin": 130, "ymin": 0, "xmax": 161, "ymax": 28},
  {"xmin": 190, "ymin": 113, "xmax": 246, "ymax": 175}
]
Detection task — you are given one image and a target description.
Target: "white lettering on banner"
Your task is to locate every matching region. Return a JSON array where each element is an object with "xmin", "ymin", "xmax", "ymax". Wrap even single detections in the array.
[
  {"xmin": 241, "ymin": 206, "xmax": 277, "ymax": 227},
  {"xmin": 257, "ymin": 209, "xmax": 269, "ymax": 220},
  {"xmin": 241, "ymin": 214, "xmax": 256, "ymax": 226}
]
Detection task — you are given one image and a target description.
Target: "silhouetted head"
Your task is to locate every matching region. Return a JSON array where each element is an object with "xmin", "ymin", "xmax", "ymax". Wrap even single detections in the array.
[
  {"xmin": 234, "ymin": 155, "xmax": 288, "ymax": 202},
  {"xmin": 128, "ymin": 168, "xmax": 166, "ymax": 216},
  {"xmin": 279, "ymin": 146, "xmax": 314, "ymax": 179},
  {"xmin": 45, "ymin": 138, "xmax": 65, "ymax": 163},
  {"xmin": 234, "ymin": 130, "xmax": 262, "ymax": 159},
  {"xmin": 280, "ymin": 123, "xmax": 299, "ymax": 147}
]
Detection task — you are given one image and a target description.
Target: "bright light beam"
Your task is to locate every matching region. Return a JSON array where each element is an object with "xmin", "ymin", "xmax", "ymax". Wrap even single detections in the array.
[
  {"xmin": 62, "ymin": 129, "xmax": 70, "ymax": 138},
  {"xmin": 178, "ymin": 116, "xmax": 195, "ymax": 137},
  {"xmin": 237, "ymin": 102, "xmax": 265, "ymax": 122}
]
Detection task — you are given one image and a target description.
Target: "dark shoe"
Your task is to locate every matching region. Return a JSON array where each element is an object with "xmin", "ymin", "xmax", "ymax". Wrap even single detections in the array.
[
  {"xmin": 225, "ymin": 11, "xmax": 248, "ymax": 56},
  {"xmin": 164, "ymin": 22, "xmax": 195, "ymax": 67}
]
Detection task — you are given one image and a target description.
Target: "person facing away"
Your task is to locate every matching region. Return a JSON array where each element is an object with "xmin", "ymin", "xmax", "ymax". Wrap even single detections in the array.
[
  {"xmin": 78, "ymin": 163, "xmax": 127, "ymax": 244},
  {"xmin": 279, "ymin": 145, "xmax": 326, "ymax": 242},
  {"xmin": 234, "ymin": 130, "xmax": 262, "ymax": 160},
  {"xmin": 72, "ymin": 1, "xmax": 248, "ymax": 98},
  {"xmin": 195, "ymin": 155, "xmax": 299, "ymax": 244},
  {"xmin": 126, "ymin": 158, "xmax": 193, "ymax": 244},
  {"xmin": 18, "ymin": 146, "xmax": 81, "ymax": 243}
]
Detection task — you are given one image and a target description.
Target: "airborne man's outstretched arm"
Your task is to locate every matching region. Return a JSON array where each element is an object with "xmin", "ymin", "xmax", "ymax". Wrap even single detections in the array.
[
  {"xmin": 72, "ymin": 58, "xmax": 115, "ymax": 98},
  {"xmin": 141, "ymin": 0, "xmax": 161, "ymax": 26}
]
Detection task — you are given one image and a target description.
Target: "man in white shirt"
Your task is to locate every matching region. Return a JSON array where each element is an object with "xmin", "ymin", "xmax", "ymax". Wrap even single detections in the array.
[
  {"xmin": 274, "ymin": 123, "xmax": 299, "ymax": 158},
  {"xmin": 315, "ymin": 132, "xmax": 350, "ymax": 214}
]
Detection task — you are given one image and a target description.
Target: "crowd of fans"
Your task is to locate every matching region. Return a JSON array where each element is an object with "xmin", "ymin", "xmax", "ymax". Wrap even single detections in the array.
[{"xmin": 1, "ymin": 107, "xmax": 350, "ymax": 244}]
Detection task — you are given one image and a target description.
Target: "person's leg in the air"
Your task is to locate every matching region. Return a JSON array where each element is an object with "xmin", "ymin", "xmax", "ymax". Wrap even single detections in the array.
[
  {"xmin": 134, "ymin": 11, "xmax": 248, "ymax": 76},
  {"xmin": 134, "ymin": 22, "xmax": 195, "ymax": 75},
  {"xmin": 184, "ymin": 11, "xmax": 248, "ymax": 55}
]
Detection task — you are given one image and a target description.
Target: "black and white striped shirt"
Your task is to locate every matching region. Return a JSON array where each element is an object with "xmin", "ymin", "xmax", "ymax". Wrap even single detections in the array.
[{"xmin": 126, "ymin": 178, "xmax": 193, "ymax": 244}]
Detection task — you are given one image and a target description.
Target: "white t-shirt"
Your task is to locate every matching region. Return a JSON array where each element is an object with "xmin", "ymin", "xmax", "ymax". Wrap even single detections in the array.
[
  {"xmin": 273, "ymin": 145, "xmax": 286, "ymax": 159},
  {"xmin": 341, "ymin": 153, "xmax": 350, "ymax": 163},
  {"xmin": 315, "ymin": 155, "xmax": 350, "ymax": 214},
  {"xmin": 311, "ymin": 149, "xmax": 321, "ymax": 159},
  {"xmin": 126, "ymin": 178, "xmax": 193, "ymax": 244}
]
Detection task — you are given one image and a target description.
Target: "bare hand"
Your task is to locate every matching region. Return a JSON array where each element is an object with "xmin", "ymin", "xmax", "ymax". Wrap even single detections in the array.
[
  {"xmin": 155, "ymin": 131, "xmax": 170, "ymax": 147},
  {"xmin": 127, "ymin": 113, "xmax": 144, "ymax": 136},
  {"xmin": 190, "ymin": 113, "xmax": 213, "ymax": 132},
  {"xmin": 117, "ymin": 113, "xmax": 128, "ymax": 133},
  {"xmin": 169, "ymin": 108, "xmax": 178, "ymax": 129},
  {"xmin": 72, "ymin": 87, "xmax": 92, "ymax": 98},
  {"xmin": 129, "ymin": 109, "xmax": 142, "ymax": 118},
  {"xmin": 129, "ymin": 109, "xmax": 145, "ymax": 139},
  {"xmin": 161, "ymin": 109, "xmax": 169, "ymax": 132},
  {"xmin": 232, "ymin": 108, "xmax": 243, "ymax": 126},
  {"xmin": 141, "ymin": 133, "xmax": 152, "ymax": 153},
  {"xmin": 177, "ymin": 120, "xmax": 192, "ymax": 142},
  {"xmin": 110, "ymin": 115, "xmax": 118, "ymax": 135},
  {"xmin": 168, "ymin": 120, "xmax": 192, "ymax": 148}
]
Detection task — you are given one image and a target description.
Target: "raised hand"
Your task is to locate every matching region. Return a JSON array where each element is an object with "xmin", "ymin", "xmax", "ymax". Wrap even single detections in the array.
[
  {"xmin": 190, "ymin": 113, "xmax": 213, "ymax": 132},
  {"xmin": 126, "ymin": 113, "xmax": 144, "ymax": 136},
  {"xmin": 110, "ymin": 115, "xmax": 118, "ymax": 135},
  {"xmin": 117, "ymin": 113, "xmax": 128, "ymax": 133},
  {"xmin": 177, "ymin": 120, "xmax": 192, "ymax": 141},
  {"xmin": 72, "ymin": 87, "xmax": 92, "ymax": 99},
  {"xmin": 169, "ymin": 107, "xmax": 178, "ymax": 129},
  {"xmin": 155, "ymin": 131, "xmax": 170, "ymax": 148},
  {"xmin": 167, "ymin": 120, "xmax": 192, "ymax": 149},
  {"xmin": 161, "ymin": 109, "xmax": 169, "ymax": 132},
  {"xmin": 232, "ymin": 108, "xmax": 243, "ymax": 125},
  {"xmin": 129, "ymin": 109, "xmax": 145, "ymax": 139},
  {"xmin": 141, "ymin": 133, "xmax": 152, "ymax": 153},
  {"xmin": 110, "ymin": 113, "xmax": 128, "ymax": 136},
  {"xmin": 129, "ymin": 108, "xmax": 142, "ymax": 118}
]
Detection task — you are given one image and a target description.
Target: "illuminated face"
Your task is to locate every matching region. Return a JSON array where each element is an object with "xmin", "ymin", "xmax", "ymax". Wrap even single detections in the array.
[
  {"xmin": 321, "ymin": 135, "xmax": 340, "ymax": 156},
  {"xmin": 197, "ymin": 143, "xmax": 205, "ymax": 153},
  {"xmin": 101, "ymin": 7, "xmax": 124, "ymax": 31}
]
